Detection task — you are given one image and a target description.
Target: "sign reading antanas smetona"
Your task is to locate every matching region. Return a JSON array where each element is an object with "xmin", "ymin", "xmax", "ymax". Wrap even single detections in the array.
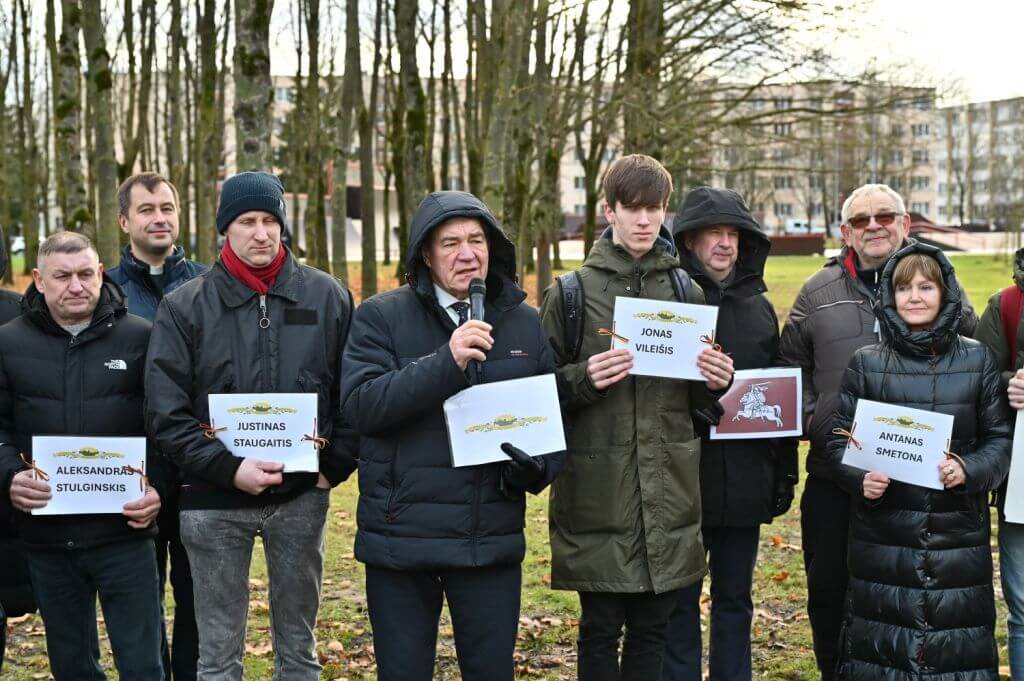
[
  {"xmin": 611, "ymin": 297, "xmax": 719, "ymax": 381},
  {"xmin": 839, "ymin": 399, "xmax": 953, "ymax": 490},
  {"xmin": 31, "ymin": 436, "xmax": 147, "ymax": 515},
  {"xmin": 208, "ymin": 393, "xmax": 319, "ymax": 472}
]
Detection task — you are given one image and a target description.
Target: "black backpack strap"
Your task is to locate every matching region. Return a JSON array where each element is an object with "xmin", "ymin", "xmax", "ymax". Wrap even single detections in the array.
[
  {"xmin": 669, "ymin": 267, "xmax": 696, "ymax": 303},
  {"xmin": 557, "ymin": 271, "xmax": 586, "ymax": 362}
]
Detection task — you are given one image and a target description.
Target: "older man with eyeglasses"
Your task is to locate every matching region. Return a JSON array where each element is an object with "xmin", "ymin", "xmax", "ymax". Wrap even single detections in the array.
[{"xmin": 778, "ymin": 183, "xmax": 977, "ymax": 680}]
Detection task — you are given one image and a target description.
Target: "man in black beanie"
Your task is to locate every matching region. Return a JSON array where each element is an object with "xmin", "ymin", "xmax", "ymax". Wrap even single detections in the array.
[{"xmin": 145, "ymin": 171, "xmax": 357, "ymax": 680}]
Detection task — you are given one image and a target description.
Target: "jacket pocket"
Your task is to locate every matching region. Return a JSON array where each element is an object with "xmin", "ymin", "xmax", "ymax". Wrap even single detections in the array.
[
  {"xmin": 662, "ymin": 438, "xmax": 702, "ymax": 530},
  {"xmin": 553, "ymin": 445, "xmax": 635, "ymax": 534}
]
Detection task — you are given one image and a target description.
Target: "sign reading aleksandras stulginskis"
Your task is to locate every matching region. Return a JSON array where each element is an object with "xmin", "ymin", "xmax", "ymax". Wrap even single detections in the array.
[
  {"xmin": 31, "ymin": 436, "xmax": 147, "ymax": 515},
  {"xmin": 839, "ymin": 399, "xmax": 953, "ymax": 490}
]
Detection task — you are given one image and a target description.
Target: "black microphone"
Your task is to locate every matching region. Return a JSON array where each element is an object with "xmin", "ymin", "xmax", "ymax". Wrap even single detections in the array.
[{"xmin": 469, "ymin": 278, "xmax": 486, "ymax": 322}]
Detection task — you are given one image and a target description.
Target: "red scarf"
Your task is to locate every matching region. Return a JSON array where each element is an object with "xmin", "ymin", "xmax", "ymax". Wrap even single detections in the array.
[{"xmin": 219, "ymin": 239, "xmax": 287, "ymax": 295}]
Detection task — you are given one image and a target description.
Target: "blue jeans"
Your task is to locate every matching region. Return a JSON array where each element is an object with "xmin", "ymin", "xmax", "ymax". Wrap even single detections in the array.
[
  {"xmin": 663, "ymin": 525, "xmax": 760, "ymax": 681},
  {"xmin": 1001, "ymin": 520, "xmax": 1024, "ymax": 679},
  {"xmin": 26, "ymin": 538, "xmax": 163, "ymax": 681},
  {"xmin": 180, "ymin": 487, "xmax": 329, "ymax": 681}
]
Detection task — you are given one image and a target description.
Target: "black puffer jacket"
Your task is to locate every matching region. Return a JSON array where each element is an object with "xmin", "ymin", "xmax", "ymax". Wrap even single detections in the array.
[
  {"xmin": 145, "ymin": 250, "xmax": 357, "ymax": 510},
  {"xmin": 827, "ymin": 242, "xmax": 1010, "ymax": 681},
  {"xmin": 674, "ymin": 188, "xmax": 798, "ymax": 526},
  {"xmin": 341, "ymin": 191, "xmax": 564, "ymax": 570},
  {"xmin": 0, "ymin": 279, "xmax": 160, "ymax": 550}
]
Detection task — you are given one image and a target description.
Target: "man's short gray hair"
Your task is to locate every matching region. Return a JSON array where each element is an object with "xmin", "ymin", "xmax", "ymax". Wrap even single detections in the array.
[
  {"xmin": 840, "ymin": 184, "xmax": 907, "ymax": 224},
  {"xmin": 37, "ymin": 231, "xmax": 98, "ymax": 268}
]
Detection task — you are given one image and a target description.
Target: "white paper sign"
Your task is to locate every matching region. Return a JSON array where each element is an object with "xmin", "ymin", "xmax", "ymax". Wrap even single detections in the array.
[
  {"xmin": 31, "ymin": 436, "xmax": 147, "ymax": 515},
  {"xmin": 208, "ymin": 393, "xmax": 319, "ymax": 472},
  {"xmin": 1003, "ymin": 410, "xmax": 1024, "ymax": 523},
  {"xmin": 443, "ymin": 374, "xmax": 566, "ymax": 468},
  {"xmin": 611, "ymin": 297, "xmax": 719, "ymax": 381},
  {"xmin": 710, "ymin": 368, "xmax": 803, "ymax": 440},
  {"xmin": 840, "ymin": 399, "xmax": 953, "ymax": 490}
]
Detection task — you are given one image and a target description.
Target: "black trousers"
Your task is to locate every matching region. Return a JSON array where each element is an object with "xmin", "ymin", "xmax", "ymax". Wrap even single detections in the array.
[
  {"xmin": 365, "ymin": 563, "xmax": 521, "ymax": 681},
  {"xmin": 800, "ymin": 476, "xmax": 850, "ymax": 681},
  {"xmin": 577, "ymin": 589, "xmax": 679, "ymax": 681},
  {"xmin": 663, "ymin": 525, "xmax": 761, "ymax": 681},
  {"xmin": 155, "ymin": 496, "xmax": 198, "ymax": 681}
]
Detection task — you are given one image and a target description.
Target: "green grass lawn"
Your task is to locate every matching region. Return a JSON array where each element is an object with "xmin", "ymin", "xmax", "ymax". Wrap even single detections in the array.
[{"xmin": 5, "ymin": 252, "xmax": 1019, "ymax": 679}]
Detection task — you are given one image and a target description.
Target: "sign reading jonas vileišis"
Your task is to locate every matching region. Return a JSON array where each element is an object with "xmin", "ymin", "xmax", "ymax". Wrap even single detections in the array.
[
  {"xmin": 611, "ymin": 297, "xmax": 719, "ymax": 381},
  {"xmin": 31, "ymin": 436, "xmax": 147, "ymax": 515},
  {"xmin": 839, "ymin": 399, "xmax": 953, "ymax": 490},
  {"xmin": 208, "ymin": 393, "xmax": 319, "ymax": 472}
]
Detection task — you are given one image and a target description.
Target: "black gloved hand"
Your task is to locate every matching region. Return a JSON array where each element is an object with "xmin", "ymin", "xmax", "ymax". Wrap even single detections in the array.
[
  {"xmin": 772, "ymin": 478, "xmax": 796, "ymax": 517},
  {"xmin": 499, "ymin": 442, "xmax": 546, "ymax": 495}
]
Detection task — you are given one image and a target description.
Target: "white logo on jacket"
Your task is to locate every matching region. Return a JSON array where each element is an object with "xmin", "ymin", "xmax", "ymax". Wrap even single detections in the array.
[{"xmin": 104, "ymin": 359, "xmax": 128, "ymax": 371}]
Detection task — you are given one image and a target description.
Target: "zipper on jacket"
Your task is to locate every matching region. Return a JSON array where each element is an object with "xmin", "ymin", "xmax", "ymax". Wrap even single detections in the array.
[
  {"xmin": 470, "ymin": 468, "xmax": 481, "ymax": 564},
  {"xmin": 258, "ymin": 295, "xmax": 271, "ymax": 392}
]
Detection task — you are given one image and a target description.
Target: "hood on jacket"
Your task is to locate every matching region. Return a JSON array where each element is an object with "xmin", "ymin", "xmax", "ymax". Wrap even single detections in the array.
[
  {"xmin": 406, "ymin": 191, "xmax": 518, "ymax": 301},
  {"xmin": 22, "ymin": 274, "xmax": 128, "ymax": 333},
  {"xmin": 671, "ymin": 187, "xmax": 770, "ymax": 288},
  {"xmin": 876, "ymin": 241, "xmax": 962, "ymax": 357}
]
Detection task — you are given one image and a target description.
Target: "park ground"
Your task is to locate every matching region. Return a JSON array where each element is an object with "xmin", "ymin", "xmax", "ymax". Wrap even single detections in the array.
[{"xmin": 3, "ymin": 252, "xmax": 1019, "ymax": 679}]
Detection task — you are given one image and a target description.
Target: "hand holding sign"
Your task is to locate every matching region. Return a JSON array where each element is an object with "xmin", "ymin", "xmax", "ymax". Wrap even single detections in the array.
[
  {"xmin": 587, "ymin": 348, "xmax": 634, "ymax": 390},
  {"xmin": 697, "ymin": 347, "xmax": 733, "ymax": 391},
  {"xmin": 863, "ymin": 471, "xmax": 890, "ymax": 499},
  {"xmin": 123, "ymin": 486, "xmax": 161, "ymax": 529},
  {"xmin": 233, "ymin": 458, "xmax": 285, "ymax": 495},
  {"xmin": 10, "ymin": 469, "xmax": 51, "ymax": 512}
]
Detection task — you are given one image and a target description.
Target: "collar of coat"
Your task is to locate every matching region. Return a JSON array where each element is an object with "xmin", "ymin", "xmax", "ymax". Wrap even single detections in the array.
[
  {"xmin": 21, "ymin": 275, "xmax": 126, "ymax": 338},
  {"xmin": 118, "ymin": 243, "xmax": 187, "ymax": 283},
  {"xmin": 210, "ymin": 247, "xmax": 303, "ymax": 308},
  {"xmin": 584, "ymin": 231, "xmax": 681, "ymax": 276}
]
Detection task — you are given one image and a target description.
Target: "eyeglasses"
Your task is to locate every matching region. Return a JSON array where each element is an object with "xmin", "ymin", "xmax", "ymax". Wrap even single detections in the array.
[{"xmin": 847, "ymin": 212, "xmax": 903, "ymax": 230}]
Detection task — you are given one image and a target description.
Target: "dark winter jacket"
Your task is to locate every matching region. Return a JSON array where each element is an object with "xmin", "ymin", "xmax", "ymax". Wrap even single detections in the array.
[
  {"xmin": 341, "ymin": 190, "xmax": 564, "ymax": 571},
  {"xmin": 0, "ymin": 236, "xmax": 31, "ymax": 615},
  {"xmin": 674, "ymin": 187, "xmax": 799, "ymax": 526},
  {"xmin": 145, "ymin": 249, "xmax": 357, "ymax": 510},
  {"xmin": 826, "ymin": 242, "xmax": 1010, "ymax": 681},
  {"xmin": 0, "ymin": 278, "xmax": 161, "ymax": 551},
  {"xmin": 106, "ymin": 244, "xmax": 208, "ymax": 322},
  {"xmin": 974, "ymin": 246, "xmax": 1024, "ymax": 515},
  {"xmin": 540, "ymin": 229, "xmax": 721, "ymax": 594},
  {"xmin": 779, "ymin": 238, "xmax": 978, "ymax": 481}
]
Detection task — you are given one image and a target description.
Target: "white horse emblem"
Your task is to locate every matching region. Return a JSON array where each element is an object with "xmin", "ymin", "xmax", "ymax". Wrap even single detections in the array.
[{"xmin": 732, "ymin": 383, "xmax": 783, "ymax": 428}]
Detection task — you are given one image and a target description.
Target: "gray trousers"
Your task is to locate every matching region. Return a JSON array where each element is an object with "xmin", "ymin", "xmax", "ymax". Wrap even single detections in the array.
[{"xmin": 180, "ymin": 487, "xmax": 330, "ymax": 681}]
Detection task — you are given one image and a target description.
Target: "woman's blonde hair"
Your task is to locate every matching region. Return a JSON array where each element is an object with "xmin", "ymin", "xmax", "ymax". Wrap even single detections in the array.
[{"xmin": 892, "ymin": 253, "xmax": 944, "ymax": 292}]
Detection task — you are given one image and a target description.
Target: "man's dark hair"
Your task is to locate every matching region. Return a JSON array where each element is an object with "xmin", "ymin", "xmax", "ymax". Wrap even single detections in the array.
[
  {"xmin": 117, "ymin": 172, "xmax": 180, "ymax": 218},
  {"xmin": 602, "ymin": 154, "xmax": 673, "ymax": 209}
]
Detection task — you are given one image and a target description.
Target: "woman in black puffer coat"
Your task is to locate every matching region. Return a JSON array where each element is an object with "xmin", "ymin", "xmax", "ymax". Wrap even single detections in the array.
[{"xmin": 827, "ymin": 242, "xmax": 1010, "ymax": 681}]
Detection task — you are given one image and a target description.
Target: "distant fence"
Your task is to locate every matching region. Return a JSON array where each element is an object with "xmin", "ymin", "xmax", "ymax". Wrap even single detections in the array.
[{"xmin": 769, "ymin": 234, "xmax": 825, "ymax": 256}]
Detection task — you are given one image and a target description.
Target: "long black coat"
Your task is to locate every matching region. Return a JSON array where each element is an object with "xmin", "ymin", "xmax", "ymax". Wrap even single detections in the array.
[
  {"xmin": 0, "ymin": 280, "xmax": 160, "ymax": 551},
  {"xmin": 341, "ymin": 191, "xmax": 564, "ymax": 571},
  {"xmin": 674, "ymin": 188, "xmax": 798, "ymax": 526},
  {"xmin": 827, "ymin": 242, "xmax": 1010, "ymax": 681}
]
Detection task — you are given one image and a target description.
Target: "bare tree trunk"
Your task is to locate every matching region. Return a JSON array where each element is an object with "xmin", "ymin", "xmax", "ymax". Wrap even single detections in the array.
[
  {"xmin": 624, "ymin": 0, "xmax": 663, "ymax": 156},
  {"xmin": 195, "ymin": 0, "xmax": 219, "ymax": 263},
  {"xmin": 167, "ymin": 0, "xmax": 187, "ymax": 253},
  {"xmin": 395, "ymin": 0, "xmax": 428, "ymax": 275},
  {"xmin": 332, "ymin": 0, "xmax": 359, "ymax": 278},
  {"xmin": 358, "ymin": 0, "xmax": 384, "ymax": 295},
  {"xmin": 120, "ymin": 0, "xmax": 156, "ymax": 180},
  {"xmin": 0, "ymin": 7, "xmax": 15, "ymax": 283},
  {"xmin": 302, "ymin": 0, "xmax": 328, "ymax": 271},
  {"xmin": 439, "ymin": 0, "xmax": 452, "ymax": 191},
  {"xmin": 81, "ymin": 0, "xmax": 119, "ymax": 266},
  {"xmin": 56, "ymin": 0, "xmax": 89, "ymax": 233},
  {"xmin": 234, "ymin": 0, "xmax": 274, "ymax": 171},
  {"xmin": 16, "ymin": 0, "xmax": 38, "ymax": 273},
  {"xmin": 45, "ymin": 0, "xmax": 65, "ymax": 225}
]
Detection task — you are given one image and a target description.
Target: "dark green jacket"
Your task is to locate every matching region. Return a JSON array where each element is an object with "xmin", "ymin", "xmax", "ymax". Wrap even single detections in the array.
[{"xmin": 540, "ymin": 234, "xmax": 717, "ymax": 594}]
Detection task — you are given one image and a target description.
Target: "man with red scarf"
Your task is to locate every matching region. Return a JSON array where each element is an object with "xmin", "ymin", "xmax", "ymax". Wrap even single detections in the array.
[{"xmin": 145, "ymin": 171, "xmax": 357, "ymax": 680}]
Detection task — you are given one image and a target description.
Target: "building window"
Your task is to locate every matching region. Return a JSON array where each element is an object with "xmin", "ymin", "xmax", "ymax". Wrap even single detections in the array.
[
  {"xmin": 809, "ymin": 174, "xmax": 824, "ymax": 189},
  {"xmin": 912, "ymin": 149, "xmax": 929, "ymax": 164},
  {"xmin": 911, "ymin": 123, "xmax": 930, "ymax": 137},
  {"xmin": 603, "ymin": 148, "xmax": 617, "ymax": 162},
  {"xmin": 913, "ymin": 95, "xmax": 931, "ymax": 111},
  {"xmin": 774, "ymin": 97, "xmax": 792, "ymax": 110},
  {"xmin": 275, "ymin": 87, "xmax": 290, "ymax": 103},
  {"xmin": 573, "ymin": 204, "xmax": 586, "ymax": 215},
  {"xmin": 773, "ymin": 122, "xmax": 793, "ymax": 136},
  {"xmin": 911, "ymin": 202, "xmax": 930, "ymax": 214},
  {"xmin": 888, "ymin": 176, "xmax": 904, "ymax": 191},
  {"xmin": 911, "ymin": 175, "xmax": 930, "ymax": 190},
  {"xmin": 774, "ymin": 202, "xmax": 793, "ymax": 216},
  {"xmin": 573, "ymin": 176, "xmax": 586, "ymax": 189},
  {"xmin": 890, "ymin": 124, "xmax": 904, "ymax": 137},
  {"xmin": 774, "ymin": 176, "xmax": 794, "ymax": 189},
  {"xmin": 889, "ymin": 150, "xmax": 904, "ymax": 164}
]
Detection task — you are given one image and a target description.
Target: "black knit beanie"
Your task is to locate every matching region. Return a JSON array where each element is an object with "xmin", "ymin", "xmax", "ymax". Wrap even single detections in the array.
[{"xmin": 216, "ymin": 171, "xmax": 288, "ymax": 235}]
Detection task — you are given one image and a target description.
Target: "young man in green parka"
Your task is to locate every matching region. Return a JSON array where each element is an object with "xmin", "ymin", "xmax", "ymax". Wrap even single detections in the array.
[{"xmin": 540, "ymin": 154, "xmax": 733, "ymax": 680}]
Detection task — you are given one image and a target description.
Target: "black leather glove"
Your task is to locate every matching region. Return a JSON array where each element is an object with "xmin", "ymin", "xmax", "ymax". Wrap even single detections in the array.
[
  {"xmin": 499, "ymin": 443, "xmax": 546, "ymax": 495},
  {"xmin": 772, "ymin": 477, "xmax": 796, "ymax": 517},
  {"xmin": 692, "ymin": 399, "xmax": 725, "ymax": 429}
]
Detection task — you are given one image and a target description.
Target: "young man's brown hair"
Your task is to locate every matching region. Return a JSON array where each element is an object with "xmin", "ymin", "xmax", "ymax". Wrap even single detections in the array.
[
  {"xmin": 117, "ymin": 172, "xmax": 180, "ymax": 218},
  {"xmin": 602, "ymin": 154, "xmax": 673, "ymax": 209}
]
